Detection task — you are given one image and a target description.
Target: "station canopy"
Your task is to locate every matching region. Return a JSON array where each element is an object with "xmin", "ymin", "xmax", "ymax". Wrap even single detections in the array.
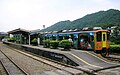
[{"xmin": 8, "ymin": 28, "xmax": 30, "ymax": 35}]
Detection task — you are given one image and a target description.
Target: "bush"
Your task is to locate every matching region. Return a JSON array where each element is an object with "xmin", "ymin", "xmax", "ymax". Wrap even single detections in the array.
[
  {"xmin": 43, "ymin": 39, "xmax": 50, "ymax": 48},
  {"xmin": 50, "ymin": 40, "xmax": 59, "ymax": 49},
  {"xmin": 32, "ymin": 38, "xmax": 37, "ymax": 42},
  {"xmin": 59, "ymin": 40, "xmax": 72, "ymax": 50},
  {"xmin": 31, "ymin": 38, "xmax": 37, "ymax": 45},
  {"xmin": 110, "ymin": 42, "xmax": 115, "ymax": 45},
  {"xmin": 110, "ymin": 45, "xmax": 120, "ymax": 53},
  {"xmin": 8, "ymin": 37, "xmax": 16, "ymax": 42}
]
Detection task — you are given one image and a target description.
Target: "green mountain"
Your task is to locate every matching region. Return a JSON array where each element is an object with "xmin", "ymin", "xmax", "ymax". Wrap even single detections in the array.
[
  {"xmin": 41, "ymin": 9, "xmax": 120, "ymax": 32},
  {"xmin": 42, "ymin": 20, "xmax": 71, "ymax": 31}
]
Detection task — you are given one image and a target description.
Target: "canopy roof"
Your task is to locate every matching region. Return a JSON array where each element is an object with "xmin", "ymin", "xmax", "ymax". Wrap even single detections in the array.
[{"xmin": 8, "ymin": 28, "xmax": 30, "ymax": 34}]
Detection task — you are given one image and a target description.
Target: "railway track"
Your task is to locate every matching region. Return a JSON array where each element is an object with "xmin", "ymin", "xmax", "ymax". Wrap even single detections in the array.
[
  {"xmin": 0, "ymin": 42, "xmax": 79, "ymax": 75},
  {"xmin": 107, "ymin": 55, "xmax": 120, "ymax": 63},
  {"xmin": 0, "ymin": 50, "xmax": 28, "ymax": 75},
  {"xmin": 1, "ymin": 42, "xmax": 120, "ymax": 75}
]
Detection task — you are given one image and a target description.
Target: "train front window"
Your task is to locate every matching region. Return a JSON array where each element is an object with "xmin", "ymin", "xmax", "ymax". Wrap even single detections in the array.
[
  {"xmin": 96, "ymin": 32, "xmax": 102, "ymax": 42},
  {"xmin": 103, "ymin": 34, "xmax": 105, "ymax": 41}
]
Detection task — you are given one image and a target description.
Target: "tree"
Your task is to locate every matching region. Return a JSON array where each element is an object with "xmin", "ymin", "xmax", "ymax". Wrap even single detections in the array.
[
  {"xmin": 111, "ymin": 26, "xmax": 120, "ymax": 44},
  {"xmin": 113, "ymin": 27, "xmax": 119, "ymax": 37}
]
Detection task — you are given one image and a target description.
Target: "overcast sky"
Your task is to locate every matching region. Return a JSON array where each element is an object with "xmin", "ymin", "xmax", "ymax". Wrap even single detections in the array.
[{"xmin": 0, "ymin": 0, "xmax": 120, "ymax": 32}]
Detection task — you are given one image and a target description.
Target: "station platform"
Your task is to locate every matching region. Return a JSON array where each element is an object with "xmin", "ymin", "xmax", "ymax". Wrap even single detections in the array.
[
  {"xmin": 22, "ymin": 45, "xmax": 120, "ymax": 72},
  {"xmin": 3, "ymin": 42, "xmax": 120, "ymax": 73}
]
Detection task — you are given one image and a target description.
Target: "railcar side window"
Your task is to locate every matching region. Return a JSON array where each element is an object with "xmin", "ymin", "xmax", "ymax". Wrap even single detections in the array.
[
  {"xmin": 52, "ymin": 36, "xmax": 56, "ymax": 40},
  {"xmin": 64, "ymin": 36, "xmax": 69, "ymax": 39},
  {"xmin": 96, "ymin": 32, "xmax": 102, "ymax": 42},
  {"xmin": 45, "ymin": 36, "xmax": 49, "ymax": 40},
  {"xmin": 90, "ymin": 35, "xmax": 94, "ymax": 41},
  {"xmin": 58, "ymin": 36, "xmax": 63, "ymax": 40}
]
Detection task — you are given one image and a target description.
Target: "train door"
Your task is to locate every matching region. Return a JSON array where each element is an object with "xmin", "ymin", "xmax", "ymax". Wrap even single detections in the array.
[
  {"xmin": 73, "ymin": 34, "xmax": 78, "ymax": 49},
  {"xmin": 79, "ymin": 34, "xmax": 89, "ymax": 49},
  {"xmin": 95, "ymin": 32, "xmax": 102, "ymax": 50},
  {"xmin": 101, "ymin": 31, "xmax": 109, "ymax": 57},
  {"xmin": 89, "ymin": 33, "xmax": 94, "ymax": 50},
  {"xmin": 102, "ymin": 32, "xmax": 107, "ymax": 48}
]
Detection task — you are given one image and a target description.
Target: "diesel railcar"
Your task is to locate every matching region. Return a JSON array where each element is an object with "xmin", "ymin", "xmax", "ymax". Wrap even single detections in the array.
[{"xmin": 43, "ymin": 30, "xmax": 110, "ymax": 57}]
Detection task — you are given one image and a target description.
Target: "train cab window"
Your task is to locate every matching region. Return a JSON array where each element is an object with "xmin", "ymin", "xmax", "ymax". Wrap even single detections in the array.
[
  {"xmin": 96, "ymin": 32, "xmax": 102, "ymax": 42},
  {"xmin": 103, "ymin": 34, "xmax": 105, "ymax": 41},
  {"xmin": 107, "ymin": 32, "xmax": 110, "ymax": 41}
]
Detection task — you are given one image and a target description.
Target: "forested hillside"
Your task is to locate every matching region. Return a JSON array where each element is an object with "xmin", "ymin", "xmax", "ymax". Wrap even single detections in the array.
[
  {"xmin": 42, "ymin": 20, "xmax": 71, "ymax": 31},
  {"xmin": 41, "ymin": 9, "xmax": 120, "ymax": 32}
]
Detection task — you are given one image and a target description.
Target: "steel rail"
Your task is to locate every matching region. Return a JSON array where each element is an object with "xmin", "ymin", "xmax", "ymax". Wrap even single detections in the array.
[{"xmin": 0, "ymin": 50, "xmax": 29, "ymax": 75}]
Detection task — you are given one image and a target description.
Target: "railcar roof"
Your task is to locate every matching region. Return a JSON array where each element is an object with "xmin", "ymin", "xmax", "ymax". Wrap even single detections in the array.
[
  {"xmin": 58, "ymin": 30, "xmax": 109, "ymax": 34},
  {"xmin": 43, "ymin": 30, "xmax": 109, "ymax": 35}
]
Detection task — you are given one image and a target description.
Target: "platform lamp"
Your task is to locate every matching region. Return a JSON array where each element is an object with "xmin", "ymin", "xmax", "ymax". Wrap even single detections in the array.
[
  {"xmin": 43, "ymin": 25, "xmax": 46, "ymax": 45},
  {"xmin": 43, "ymin": 25, "xmax": 45, "ymax": 29},
  {"xmin": 43, "ymin": 24, "xmax": 45, "ymax": 37}
]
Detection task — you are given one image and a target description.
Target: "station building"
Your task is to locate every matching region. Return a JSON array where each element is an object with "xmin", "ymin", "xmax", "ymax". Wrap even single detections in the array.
[
  {"xmin": 7, "ymin": 28, "xmax": 43, "ymax": 45},
  {"xmin": 8, "ymin": 28, "xmax": 30, "ymax": 44}
]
